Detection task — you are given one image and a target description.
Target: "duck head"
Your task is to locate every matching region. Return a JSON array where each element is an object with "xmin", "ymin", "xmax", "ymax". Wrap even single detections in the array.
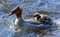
[{"xmin": 6, "ymin": 6, "xmax": 23, "ymax": 19}]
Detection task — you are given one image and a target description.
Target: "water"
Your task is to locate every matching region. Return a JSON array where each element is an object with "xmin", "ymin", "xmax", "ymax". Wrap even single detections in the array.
[{"xmin": 0, "ymin": 0, "xmax": 60, "ymax": 37}]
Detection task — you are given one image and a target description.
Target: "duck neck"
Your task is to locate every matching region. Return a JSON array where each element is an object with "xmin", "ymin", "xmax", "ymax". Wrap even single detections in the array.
[
  {"xmin": 16, "ymin": 13, "xmax": 24, "ymax": 22},
  {"xmin": 19, "ymin": 17, "xmax": 24, "ymax": 22},
  {"xmin": 15, "ymin": 12, "xmax": 25, "ymax": 25},
  {"xmin": 15, "ymin": 16, "xmax": 25, "ymax": 27},
  {"xmin": 16, "ymin": 11, "xmax": 22, "ymax": 18}
]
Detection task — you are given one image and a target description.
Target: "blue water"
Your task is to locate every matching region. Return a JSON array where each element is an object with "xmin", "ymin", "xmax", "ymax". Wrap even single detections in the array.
[{"xmin": 0, "ymin": 0, "xmax": 60, "ymax": 37}]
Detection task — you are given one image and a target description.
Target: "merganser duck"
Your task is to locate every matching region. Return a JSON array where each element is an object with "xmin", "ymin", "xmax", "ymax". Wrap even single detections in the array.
[
  {"xmin": 4, "ymin": 6, "xmax": 55, "ymax": 32},
  {"xmin": 6, "ymin": 6, "xmax": 42, "ymax": 27}
]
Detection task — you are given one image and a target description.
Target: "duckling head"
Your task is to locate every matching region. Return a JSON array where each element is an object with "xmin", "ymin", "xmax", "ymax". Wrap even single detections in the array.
[{"xmin": 33, "ymin": 12, "xmax": 41, "ymax": 23}]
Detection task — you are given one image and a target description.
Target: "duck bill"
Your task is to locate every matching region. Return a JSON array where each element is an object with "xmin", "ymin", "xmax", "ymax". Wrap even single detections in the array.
[
  {"xmin": 2, "ymin": 13, "xmax": 14, "ymax": 18},
  {"xmin": 6, "ymin": 13, "xmax": 13, "ymax": 17}
]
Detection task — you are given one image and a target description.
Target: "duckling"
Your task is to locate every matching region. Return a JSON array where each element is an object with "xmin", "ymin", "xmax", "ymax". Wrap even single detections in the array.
[{"xmin": 33, "ymin": 12, "xmax": 52, "ymax": 24}]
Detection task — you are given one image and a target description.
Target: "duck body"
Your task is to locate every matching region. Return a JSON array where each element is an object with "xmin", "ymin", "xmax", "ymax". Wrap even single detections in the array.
[{"xmin": 14, "ymin": 16, "xmax": 55, "ymax": 30}]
